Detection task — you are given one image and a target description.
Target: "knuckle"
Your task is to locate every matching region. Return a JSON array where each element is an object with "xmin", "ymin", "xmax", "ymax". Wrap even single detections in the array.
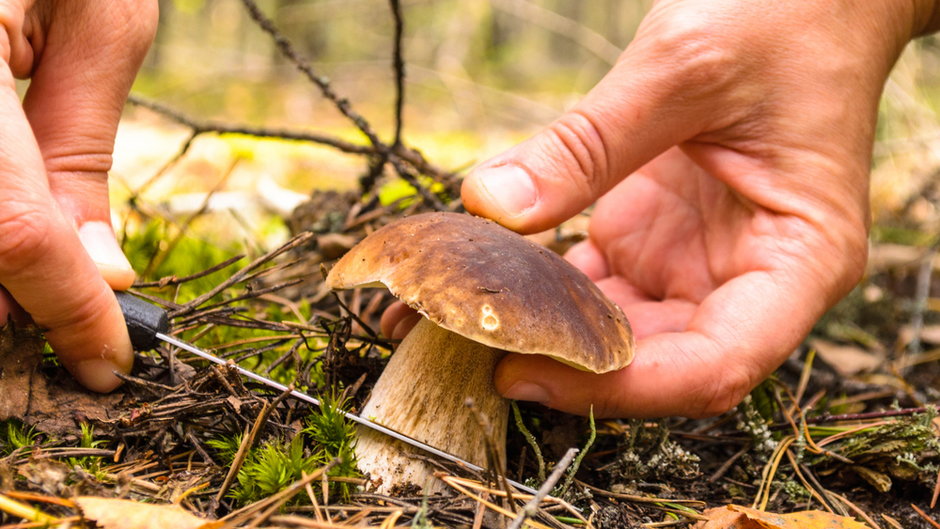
[
  {"xmin": 0, "ymin": 206, "xmax": 54, "ymax": 275},
  {"xmin": 44, "ymin": 151, "xmax": 114, "ymax": 178},
  {"xmin": 690, "ymin": 367, "xmax": 754, "ymax": 418},
  {"xmin": 638, "ymin": 17, "xmax": 744, "ymax": 100},
  {"xmin": 543, "ymin": 111, "xmax": 611, "ymax": 194}
]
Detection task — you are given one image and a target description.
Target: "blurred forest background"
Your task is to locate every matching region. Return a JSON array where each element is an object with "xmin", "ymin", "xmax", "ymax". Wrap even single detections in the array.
[{"xmin": 114, "ymin": 0, "xmax": 940, "ymax": 248}]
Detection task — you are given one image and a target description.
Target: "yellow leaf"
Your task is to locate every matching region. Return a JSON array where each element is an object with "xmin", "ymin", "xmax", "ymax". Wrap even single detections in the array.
[
  {"xmin": 694, "ymin": 505, "xmax": 870, "ymax": 529},
  {"xmin": 74, "ymin": 496, "xmax": 223, "ymax": 529}
]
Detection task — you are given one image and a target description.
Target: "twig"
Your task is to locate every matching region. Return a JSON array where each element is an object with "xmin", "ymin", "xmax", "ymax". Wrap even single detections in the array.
[
  {"xmin": 125, "ymin": 128, "xmax": 198, "ymax": 198},
  {"xmin": 129, "ymin": 94, "xmax": 454, "ymax": 187},
  {"xmin": 784, "ymin": 451, "xmax": 835, "ymax": 513},
  {"xmin": 752, "ymin": 436, "xmax": 795, "ymax": 511},
  {"xmin": 577, "ymin": 481, "xmax": 706, "ymax": 507},
  {"xmin": 932, "ymin": 465, "xmax": 940, "ymax": 509},
  {"xmin": 389, "ymin": 0, "xmax": 405, "ymax": 148},
  {"xmin": 236, "ymin": 0, "xmax": 384, "ymax": 149},
  {"xmin": 133, "ymin": 254, "xmax": 245, "ymax": 289},
  {"xmin": 143, "ymin": 158, "xmax": 240, "ymax": 277},
  {"xmin": 823, "ymin": 492, "xmax": 881, "ymax": 529},
  {"xmin": 437, "ymin": 475, "xmax": 555, "ymax": 529},
  {"xmin": 388, "ymin": 156, "xmax": 447, "ymax": 209},
  {"xmin": 0, "ymin": 493, "xmax": 58, "ymax": 525},
  {"xmin": 793, "ymin": 348, "xmax": 815, "ymax": 408},
  {"xmin": 128, "ymin": 95, "xmax": 374, "ymax": 157},
  {"xmin": 707, "ymin": 444, "xmax": 749, "ymax": 483},
  {"xmin": 803, "ymin": 407, "xmax": 927, "ymax": 425},
  {"xmin": 170, "ymin": 232, "xmax": 315, "ymax": 318},
  {"xmin": 237, "ymin": 0, "xmax": 451, "ymax": 208},
  {"xmin": 465, "ymin": 397, "xmax": 515, "ymax": 509},
  {"xmin": 913, "ymin": 503, "xmax": 940, "ymax": 529},
  {"xmin": 329, "ymin": 289, "xmax": 379, "ymax": 340},
  {"xmin": 215, "ymin": 386, "xmax": 295, "ymax": 503},
  {"xmin": 507, "ymin": 448, "xmax": 578, "ymax": 529}
]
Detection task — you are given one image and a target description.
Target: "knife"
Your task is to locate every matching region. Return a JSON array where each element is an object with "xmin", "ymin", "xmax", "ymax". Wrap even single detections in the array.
[{"xmin": 114, "ymin": 291, "xmax": 538, "ymax": 495}]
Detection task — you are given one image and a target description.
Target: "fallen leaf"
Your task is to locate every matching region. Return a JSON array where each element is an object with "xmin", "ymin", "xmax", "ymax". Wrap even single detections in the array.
[
  {"xmin": 0, "ymin": 324, "xmax": 122, "ymax": 435},
  {"xmin": 810, "ymin": 339, "xmax": 882, "ymax": 377},
  {"xmin": 694, "ymin": 505, "xmax": 869, "ymax": 529},
  {"xmin": 74, "ymin": 496, "xmax": 223, "ymax": 529}
]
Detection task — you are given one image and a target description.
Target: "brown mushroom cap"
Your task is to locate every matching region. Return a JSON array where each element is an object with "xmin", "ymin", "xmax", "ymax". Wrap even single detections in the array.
[{"xmin": 326, "ymin": 212, "xmax": 634, "ymax": 373}]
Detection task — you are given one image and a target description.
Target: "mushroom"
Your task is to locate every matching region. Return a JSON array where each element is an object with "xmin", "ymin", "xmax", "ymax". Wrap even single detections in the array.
[{"xmin": 326, "ymin": 212, "xmax": 634, "ymax": 493}]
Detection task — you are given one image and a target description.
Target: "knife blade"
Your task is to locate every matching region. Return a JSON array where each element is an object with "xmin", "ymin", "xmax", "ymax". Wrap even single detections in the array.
[{"xmin": 114, "ymin": 291, "xmax": 538, "ymax": 495}]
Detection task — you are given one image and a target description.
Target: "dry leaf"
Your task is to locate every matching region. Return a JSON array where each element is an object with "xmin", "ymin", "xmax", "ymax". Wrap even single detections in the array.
[
  {"xmin": 75, "ymin": 496, "xmax": 223, "ymax": 529},
  {"xmin": 0, "ymin": 324, "xmax": 122, "ymax": 435},
  {"xmin": 810, "ymin": 339, "xmax": 882, "ymax": 377},
  {"xmin": 694, "ymin": 505, "xmax": 869, "ymax": 529}
]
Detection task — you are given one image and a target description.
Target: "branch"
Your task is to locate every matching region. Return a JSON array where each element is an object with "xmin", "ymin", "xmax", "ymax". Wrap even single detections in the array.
[
  {"xmin": 127, "ymin": 95, "xmax": 374, "ymax": 156},
  {"xmin": 507, "ymin": 448, "xmax": 579, "ymax": 529},
  {"xmin": 237, "ymin": 0, "xmax": 385, "ymax": 150},
  {"xmin": 389, "ymin": 0, "xmax": 406, "ymax": 148}
]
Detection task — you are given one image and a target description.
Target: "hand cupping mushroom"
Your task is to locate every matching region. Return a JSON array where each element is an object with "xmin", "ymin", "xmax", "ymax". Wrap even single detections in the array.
[{"xmin": 326, "ymin": 212, "xmax": 634, "ymax": 493}]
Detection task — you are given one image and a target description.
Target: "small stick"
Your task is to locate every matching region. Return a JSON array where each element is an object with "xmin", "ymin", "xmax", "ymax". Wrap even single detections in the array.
[
  {"xmin": 465, "ymin": 398, "xmax": 515, "ymax": 509},
  {"xmin": 389, "ymin": 0, "xmax": 406, "ymax": 148},
  {"xmin": 802, "ymin": 407, "xmax": 928, "ymax": 425},
  {"xmin": 129, "ymin": 95, "xmax": 374, "ymax": 156},
  {"xmin": 171, "ymin": 232, "xmax": 314, "ymax": 318},
  {"xmin": 507, "ymin": 448, "xmax": 578, "ymax": 529},
  {"xmin": 236, "ymin": 0, "xmax": 385, "ymax": 149},
  {"xmin": 215, "ymin": 386, "xmax": 294, "ymax": 503},
  {"xmin": 913, "ymin": 503, "xmax": 940, "ymax": 529},
  {"xmin": 133, "ymin": 255, "xmax": 245, "ymax": 289}
]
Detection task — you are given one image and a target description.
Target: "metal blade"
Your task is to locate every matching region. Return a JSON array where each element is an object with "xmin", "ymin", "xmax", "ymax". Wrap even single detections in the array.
[{"xmin": 154, "ymin": 332, "xmax": 538, "ymax": 495}]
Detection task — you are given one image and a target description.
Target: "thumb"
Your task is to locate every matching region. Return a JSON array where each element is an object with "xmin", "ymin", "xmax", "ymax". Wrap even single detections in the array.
[
  {"xmin": 461, "ymin": 33, "xmax": 728, "ymax": 233},
  {"xmin": 22, "ymin": 0, "xmax": 156, "ymax": 288}
]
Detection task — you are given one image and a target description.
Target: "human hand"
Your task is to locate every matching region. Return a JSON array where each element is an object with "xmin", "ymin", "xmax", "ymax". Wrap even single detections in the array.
[
  {"xmin": 0, "ymin": 0, "xmax": 157, "ymax": 391},
  {"xmin": 390, "ymin": 0, "xmax": 939, "ymax": 418}
]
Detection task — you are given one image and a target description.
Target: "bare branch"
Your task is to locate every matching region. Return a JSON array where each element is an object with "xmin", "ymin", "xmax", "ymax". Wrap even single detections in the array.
[
  {"xmin": 389, "ymin": 0, "xmax": 406, "ymax": 148},
  {"xmin": 128, "ymin": 95, "xmax": 374, "ymax": 156},
  {"xmin": 237, "ymin": 0, "xmax": 385, "ymax": 150}
]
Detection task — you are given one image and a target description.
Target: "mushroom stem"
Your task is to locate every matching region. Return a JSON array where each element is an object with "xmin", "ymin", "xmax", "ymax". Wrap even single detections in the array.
[{"xmin": 356, "ymin": 317, "xmax": 508, "ymax": 493}]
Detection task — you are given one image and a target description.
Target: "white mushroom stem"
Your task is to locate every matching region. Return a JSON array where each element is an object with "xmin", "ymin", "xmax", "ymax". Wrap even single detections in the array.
[{"xmin": 356, "ymin": 317, "xmax": 508, "ymax": 493}]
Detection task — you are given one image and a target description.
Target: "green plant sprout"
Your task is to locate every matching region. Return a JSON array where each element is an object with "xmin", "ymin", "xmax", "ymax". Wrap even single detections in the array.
[
  {"xmin": 206, "ymin": 432, "xmax": 244, "ymax": 465},
  {"xmin": 222, "ymin": 392, "xmax": 360, "ymax": 505},
  {"xmin": 303, "ymin": 392, "xmax": 360, "ymax": 500},
  {"xmin": 1, "ymin": 420, "xmax": 39, "ymax": 456},
  {"xmin": 67, "ymin": 423, "xmax": 108, "ymax": 475}
]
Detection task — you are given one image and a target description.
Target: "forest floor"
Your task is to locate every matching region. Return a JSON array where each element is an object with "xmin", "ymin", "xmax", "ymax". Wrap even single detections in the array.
[
  {"xmin": 3, "ymin": 1, "xmax": 940, "ymax": 524},
  {"xmin": 1, "ymin": 113, "xmax": 940, "ymax": 528}
]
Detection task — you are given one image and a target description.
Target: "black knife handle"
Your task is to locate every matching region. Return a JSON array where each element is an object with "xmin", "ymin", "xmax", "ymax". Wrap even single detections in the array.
[{"xmin": 115, "ymin": 291, "xmax": 170, "ymax": 351}]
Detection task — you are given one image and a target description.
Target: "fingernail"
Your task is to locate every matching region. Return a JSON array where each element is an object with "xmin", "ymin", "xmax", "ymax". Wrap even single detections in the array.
[
  {"xmin": 78, "ymin": 222, "xmax": 135, "ymax": 289},
  {"xmin": 503, "ymin": 381, "xmax": 551, "ymax": 403},
  {"xmin": 72, "ymin": 358, "xmax": 125, "ymax": 393},
  {"xmin": 473, "ymin": 165, "xmax": 538, "ymax": 218}
]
